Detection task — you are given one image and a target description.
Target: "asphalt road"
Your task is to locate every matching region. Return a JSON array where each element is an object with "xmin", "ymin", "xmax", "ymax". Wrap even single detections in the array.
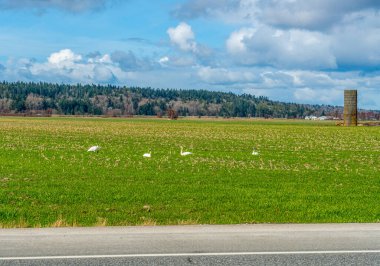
[{"xmin": 1, "ymin": 223, "xmax": 379, "ymax": 265}]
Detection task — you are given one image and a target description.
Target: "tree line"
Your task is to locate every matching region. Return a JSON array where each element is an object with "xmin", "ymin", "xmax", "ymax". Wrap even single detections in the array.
[{"xmin": 0, "ymin": 81, "xmax": 354, "ymax": 118}]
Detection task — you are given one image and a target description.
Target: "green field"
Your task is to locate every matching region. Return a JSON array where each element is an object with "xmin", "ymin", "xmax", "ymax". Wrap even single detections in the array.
[{"xmin": 0, "ymin": 117, "xmax": 379, "ymax": 227}]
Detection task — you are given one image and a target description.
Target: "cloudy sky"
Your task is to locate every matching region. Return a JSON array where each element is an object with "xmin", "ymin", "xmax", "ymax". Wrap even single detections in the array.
[{"xmin": 1, "ymin": 0, "xmax": 380, "ymax": 109}]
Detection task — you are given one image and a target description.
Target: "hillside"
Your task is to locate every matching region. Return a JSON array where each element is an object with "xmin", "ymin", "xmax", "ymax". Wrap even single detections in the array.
[{"xmin": 0, "ymin": 81, "xmax": 356, "ymax": 118}]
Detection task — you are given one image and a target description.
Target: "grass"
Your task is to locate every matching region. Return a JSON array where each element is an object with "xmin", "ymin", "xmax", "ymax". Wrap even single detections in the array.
[{"xmin": 0, "ymin": 116, "xmax": 379, "ymax": 227}]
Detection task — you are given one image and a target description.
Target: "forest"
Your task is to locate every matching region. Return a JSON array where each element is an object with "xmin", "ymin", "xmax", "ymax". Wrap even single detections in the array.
[{"xmin": 0, "ymin": 81, "xmax": 369, "ymax": 119}]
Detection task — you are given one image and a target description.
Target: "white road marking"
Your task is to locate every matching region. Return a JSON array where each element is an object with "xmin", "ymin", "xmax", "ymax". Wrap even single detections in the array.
[{"xmin": 1, "ymin": 250, "xmax": 380, "ymax": 260}]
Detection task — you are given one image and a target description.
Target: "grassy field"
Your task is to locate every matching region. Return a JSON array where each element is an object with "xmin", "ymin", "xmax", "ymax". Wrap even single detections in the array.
[{"xmin": 0, "ymin": 116, "xmax": 379, "ymax": 227}]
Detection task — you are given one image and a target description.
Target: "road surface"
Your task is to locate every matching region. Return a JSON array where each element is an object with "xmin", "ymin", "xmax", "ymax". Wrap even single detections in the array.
[{"xmin": 1, "ymin": 223, "xmax": 379, "ymax": 265}]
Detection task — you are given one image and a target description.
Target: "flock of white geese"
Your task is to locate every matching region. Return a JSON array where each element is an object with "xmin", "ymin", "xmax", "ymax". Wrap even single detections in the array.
[{"xmin": 87, "ymin": 145, "xmax": 259, "ymax": 157}]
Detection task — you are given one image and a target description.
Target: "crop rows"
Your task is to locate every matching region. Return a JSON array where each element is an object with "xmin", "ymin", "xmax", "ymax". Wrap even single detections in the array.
[{"xmin": 0, "ymin": 117, "xmax": 379, "ymax": 227}]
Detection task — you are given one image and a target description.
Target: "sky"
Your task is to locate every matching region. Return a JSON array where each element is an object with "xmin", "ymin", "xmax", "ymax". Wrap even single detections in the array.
[{"xmin": 0, "ymin": 0, "xmax": 380, "ymax": 109}]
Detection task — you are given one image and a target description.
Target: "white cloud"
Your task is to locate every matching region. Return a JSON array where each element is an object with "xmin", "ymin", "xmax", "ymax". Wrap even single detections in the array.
[
  {"xmin": 166, "ymin": 22, "xmax": 215, "ymax": 67},
  {"xmin": 256, "ymin": 0, "xmax": 380, "ymax": 30},
  {"xmin": 226, "ymin": 26, "xmax": 336, "ymax": 69},
  {"xmin": 192, "ymin": 64, "xmax": 380, "ymax": 107},
  {"xmin": 226, "ymin": 27, "xmax": 256, "ymax": 54},
  {"xmin": 158, "ymin": 56, "xmax": 169, "ymax": 65},
  {"xmin": 175, "ymin": 0, "xmax": 380, "ymax": 71},
  {"xmin": 110, "ymin": 50, "xmax": 155, "ymax": 71},
  {"xmin": 159, "ymin": 55, "xmax": 196, "ymax": 67},
  {"xmin": 48, "ymin": 49, "xmax": 82, "ymax": 66},
  {"xmin": 172, "ymin": 0, "xmax": 240, "ymax": 20},
  {"xmin": 175, "ymin": 0, "xmax": 380, "ymax": 30},
  {"xmin": 93, "ymin": 65, "xmax": 115, "ymax": 82},
  {"xmin": 167, "ymin": 22, "xmax": 197, "ymax": 52},
  {"xmin": 294, "ymin": 87, "xmax": 317, "ymax": 101},
  {"xmin": 88, "ymin": 53, "xmax": 112, "ymax": 64},
  {"xmin": 197, "ymin": 66, "xmax": 258, "ymax": 85},
  {"xmin": 294, "ymin": 87, "xmax": 341, "ymax": 104},
  {"xmin": 331, "ymin": 10, "xmax": 380, "ymax": 68},
  {"xmin": 1, "ymin": 49, "xmax": 128, "ymax": 84},
  {"xmin": 259, "ymin": 71, "xmax": 295, "ymax": 88}
]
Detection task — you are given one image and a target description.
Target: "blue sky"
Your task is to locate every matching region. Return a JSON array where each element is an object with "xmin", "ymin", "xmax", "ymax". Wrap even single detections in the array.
[{"xmin": 1, "ymin": 0, "xmax": 380, "ymax": 109}]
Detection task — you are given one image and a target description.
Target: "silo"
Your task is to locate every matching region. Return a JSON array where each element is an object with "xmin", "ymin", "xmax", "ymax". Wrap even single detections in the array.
[{"xmin": 343, "ymin": 90, "xmax": 357, "ymax": 126}]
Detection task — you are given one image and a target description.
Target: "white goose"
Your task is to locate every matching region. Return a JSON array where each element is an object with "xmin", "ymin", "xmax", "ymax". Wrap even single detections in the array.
[
  {"xmin": 87, "ymin": 146, "xmax": 101, "ymax": 152},
  {"xmin": 180, "ymin": 146, "xmax": 192, "ymax": 156},
  {"xmin": 143, "ymin": 150, "xmax": 152, "ymax": 158},
  {"xmin": 252, "ymin": 148, "xmax": 259, "ymax": 155}
]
